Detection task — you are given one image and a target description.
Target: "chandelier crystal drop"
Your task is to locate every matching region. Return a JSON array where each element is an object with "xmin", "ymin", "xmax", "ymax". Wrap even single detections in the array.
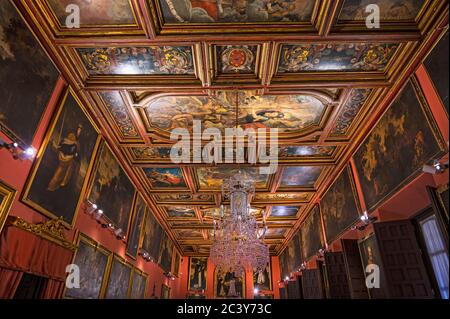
[{"xmin": 210, "ymin": 173, "xmax": 270, "ymax": 276}]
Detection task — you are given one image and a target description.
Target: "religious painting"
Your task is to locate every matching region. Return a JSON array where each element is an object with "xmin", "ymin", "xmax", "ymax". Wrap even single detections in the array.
[
  {"xmin": 300, "ymin": 205, "xmax": 325, "ymax": 261},
  {"xmin": 99, "ymin": 91, "xmax": 139, "ymax": 139},
  {"xmin": 158, "ymin": 233, "xmax": 174, "ymax": 273},
  {"xmin": 424, "ymin": 31, "xmax": 449, "ymax": 115},
  {"xmin": 253, "ymin": 263, "xmax": 272, "ymax": 291},
  {"xmin": 143, "ymin": 167, "xmax": 188, "ymax": 189},
  {"xmin": 142, "ymin": 208, "xmax": 164, "ymax": 261},
  {"xmin": 277, "ymin": 43, "xmax": 398, "ymax": 73},
  {"xmin": 78, "ymin": 46, "xmax": 194, "ymax": 75},
  {"xmin": 129, "ymin": 270, "xmax": 147, "ymax": 299},
  {"xmin": 331, "ymin": 89, "xmax": 372, "ymax": 135},
  {"xmin": 214, "ymin": 268, "xmax": 246, "ymax": 299},
  {"xmin": 154, "ymin": 193, "xmax": 214, "ymax": 204},
  {"xmin": 279, "ymin": 146, "xmax": 336, "ymax": 158},
  {"xmin": 144, "ymin": 95, "xmax": 236, "ymax": 134},
  {"xmin": 130, "ymin": 147, "xmax": 173, "ymax": 161},
  {"xmin": 279, "ymin": 166, "xmax": 324, "ymax": 188},
  {"xmin": 0, "ymin": 180, "xmax": 16, "ymax": 234},
  {"xmin": 161, "ymin": 284, "xmax": 171, "ymax": 299},
  {"xmin": 158, "ymin": 0, "xmax": 314, "ymax": 23},
  {"xmin": 321, "ymin": 166, "xmax": 361, "ymax": 244},
  {"xmin": 354, "ymin": 80, "xmax": 446, "ymax": 210},
  {"xmin": 237, "ymin": 94, "xmax": 326, "ymax": 132},
  {"xmin": 270, "ymin": 206, "xmax": 300, "ymax": 218},
  {"xmin": 188, "ymin": 257, "xmax": 208, "ymax": 291},
  {"xmin": 0, "ymin": 1, "xmax": 59, "ymax": 145},
  {"xmin": 358, "ymin": 234, "xmax": 387, "ymax": 299},
  {"xmin": 338, "ymin": 0, "xmax": 425, "ymax": 21},
  {"xmin": 88, "ymin": 143, "xmax": 135, "ymax": 233},
  {"xmin": 279, "ymin": 247, "xmax": 290, "ymax": 279},
  {"xmin": 47, "ymin": 0, "xmax": 136, "ymax": 26},
  {"xmin": 173, "ymin": 251, "xmax": 181, "ymax": 276},
  {"xmin": 266, "ymin": 228, "xmax": 287, "ymax": 238},
  {"xmin": 216, "ymin": 45, "xmax": 257, "ymax": 74},
  {"xmin": 197, "ymin": 167, "xmax": 270, "ymax": 190},
  {"xmin": 253, "ymin": 192, "xmax": 313, "ymax": 204},
  {"xmin": 64, "ymin": 235, "xmax": 111, "ymax": 299},
  {"xmin": 126, "ymin": 194, "xmax": 147, "ymax": 259},
  {"xmin": 24, "ymin": 90, "xmax": 99, "ymax": 226},
  {"xmin": 176, "ymin": 229, "xmax": 204, "ymax": 239},
  {"xmin": 105, "ymin": 255, "xmax": 132, "ymax": 299},
  {"xmin": 165, "ymin": 206, "xmax": 196, "ymax": 218}
]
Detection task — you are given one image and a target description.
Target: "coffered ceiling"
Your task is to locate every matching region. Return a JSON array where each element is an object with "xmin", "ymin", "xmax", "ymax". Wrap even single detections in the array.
[{"xmin": 15, "ymin": 0, "xmax": 448, "ymax": 256}]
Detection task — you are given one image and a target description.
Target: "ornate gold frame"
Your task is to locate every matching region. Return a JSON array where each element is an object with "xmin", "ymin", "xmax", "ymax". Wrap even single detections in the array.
[
  {"xmin": 187, "ymin": 256, "xmax": 208, "ymax": 292},
  {"xmin": 128, "ymin": 267, "xmax": 149, "ymax": 299},
  {"xmin": 22, "ymin": 86, "xmax": 102, "ymax": 228},
  {"xmin": 103, "ymin": 253, "xmax": 134, "ymax": 299},
  {"xmin": 63, "ymin": 232, "xmax": 113, "ymax": 299},
  {"xmin": 85, "ymin": 140, "xmax": 136, "ymax": 235},
  {"xmin": 252, "ymin": 258, "xmax": 273, "ymax": 292},
  {"xmin": 213, "ymin": 266, "xmax": 246, "ymax": 299},
  {"xmin": 320, "ymin": 164, "xmax": 362, "ymax": 245},
  {"xmin": 0, "ymin": 180, "xmax": 16, "ymax": 234}
]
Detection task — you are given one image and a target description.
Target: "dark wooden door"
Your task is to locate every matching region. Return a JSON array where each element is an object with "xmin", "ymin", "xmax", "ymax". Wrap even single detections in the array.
[
  {"xmin": 342, "ymin": 239, "xmax": 369, "ymax": 299},
  {"xmin": 279, "ymin": 287, "xmax": 286, "ymax": 299},
  {"xmin": 374, "ymin": 220, "xmax": 435, "ymax": 299},
  {"xmin": 287, "ymin": 280, "xmax": 300, "ymax": 299},
  {"xmin": 324, "ymin": 252, "xmax": 351, "ymax": 298},
  {"xmin": 296, "ymin": 275, "xmax": 304, "ymax": 299},
  {"xmin": 301, "ymin": 269, "xmax": 325, "ymax": 299}
]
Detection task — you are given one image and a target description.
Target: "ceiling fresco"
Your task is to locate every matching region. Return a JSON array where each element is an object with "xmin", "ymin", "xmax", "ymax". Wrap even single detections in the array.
[{"xmin": 14, "ymin": 0, "xmax": 447, "ymax": 256}]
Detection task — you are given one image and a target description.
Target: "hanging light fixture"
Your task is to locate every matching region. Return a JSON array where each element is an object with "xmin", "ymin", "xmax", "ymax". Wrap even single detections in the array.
[{"xmin": 210, "ymin": 173, "xmax": 270, "ymax": 276}]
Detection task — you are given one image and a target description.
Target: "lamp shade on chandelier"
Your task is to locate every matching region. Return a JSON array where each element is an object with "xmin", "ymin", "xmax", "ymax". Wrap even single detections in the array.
[{"xmin": 210, "ymin": 173, "xmax": 270, "ymax": 276}]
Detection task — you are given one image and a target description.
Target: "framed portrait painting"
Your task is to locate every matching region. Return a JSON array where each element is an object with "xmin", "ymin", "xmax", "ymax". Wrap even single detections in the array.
[
  {"xmin": 358, "ymin": 234, "xmax": 387, "ymax": 299},
  {"xmin": 354, "ymin": 79, "xmax": 446, "ymax": 211},
  {"xmin": 214, "ymin": 268, "xmax": 246, "ymax": 299},
  {"xmin": 188, "ymin": 257, "xmax": 208, "ymax": 291},
  {"xmin": 64, "ymin": 233, "xmax": 112, "ymax": 299},
  {"xmin": 0, "ymin": 180, "xmax": 16, "ymax": 234},
  {"xmin": 126, "ymin": 193, "xmax": 147, "ymax": 259},
  {"xmin": 141, "ymin": 208, "xmax": 163, "ymax": 262},
  {"xmin": 23, "ymin": 88, "xmax": 100, "ymax": 226},
  {"xmin": 161, "ymin": 284, "xmax": 171, "ymax": 299},
  {"xmin": 87, "ymin": 142, "xmax": 135, "ymax": 234},
  {"xmin": 129, "ymin": 268, "xmax": 148, "ymax": 299},
  {"xmin": 0, "ymin": 0, "xmax": 60, "ymax": 146},
  {"xmin": 104, "ymin": 255, "xmax": 133, "ymax": 299},
  {"xmin": 158, "ymin": 232, "xmax": 174, "ymax": 273},
  {"xmin": 253, "ymin": 262, "xmax": 272, "ymax": 291},
  {"xmin": 321, "ymin": 165, "xmax": 361, "ymax": 244},
  {"xmin": 300, "ymin": 205, "xmax": 325, "ymax": 262}
]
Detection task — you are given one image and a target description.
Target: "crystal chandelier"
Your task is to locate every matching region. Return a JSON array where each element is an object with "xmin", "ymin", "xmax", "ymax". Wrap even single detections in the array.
[{"xmin": 210, "ymin": 173, "xmax": 270, "ymax": 276}]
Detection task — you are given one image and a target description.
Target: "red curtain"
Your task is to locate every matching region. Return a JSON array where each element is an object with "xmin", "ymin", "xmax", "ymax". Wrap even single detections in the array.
[
  {"xmin": 0, "ymin": 224, "xmax": 74, "ymax": 299},
  {"xmin": 0, "ymin": 268, "xmax": 23, "ymax": 298},
  {"xmin": 41, "ymin": 279, "xmax": 65, "ymax": 299}
]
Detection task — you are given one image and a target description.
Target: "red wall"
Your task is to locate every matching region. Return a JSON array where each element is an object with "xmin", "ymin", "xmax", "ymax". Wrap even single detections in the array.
[{"xmin": 0, "ymin": 77, "xmax": 183, "ymax": 299}]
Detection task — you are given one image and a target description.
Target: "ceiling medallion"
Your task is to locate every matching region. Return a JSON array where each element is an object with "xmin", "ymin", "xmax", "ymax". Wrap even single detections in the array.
[{"xmin": 210, "ymin": 173, "xmax": 270, "ymax": 276}]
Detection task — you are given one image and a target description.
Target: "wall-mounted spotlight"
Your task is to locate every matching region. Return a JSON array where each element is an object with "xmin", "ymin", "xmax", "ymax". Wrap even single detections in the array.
[
  {"xmin": 423, "ymin": 160, "xmax": 449, "ymax": 175},
  {"xmin": 253, "ymin": 288, "xmax": 259, "ymax": 295},
  {"xmin": 138, "ymin": 249, "xmax": 154, "ymax": 262},
  {"xmin": 164, "ymin": 272, "xmax": 176, "ymax": 280},
  {"xmin": 352, "ymin": 211, "xmax": 378, "ymax": 231},
  {"xmin": 0, "ymin": 137, "xmax": 36, "ymax": 161}
]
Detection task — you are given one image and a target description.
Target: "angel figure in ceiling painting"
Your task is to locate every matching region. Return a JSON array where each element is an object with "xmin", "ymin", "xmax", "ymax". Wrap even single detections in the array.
[
  {"xmin": 160, "ymin": 0, "xmax": 314, "ymax": 23},
  {"xmin": 238, "ymin": 95, "xmax": 325, "ymax": 132}
]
